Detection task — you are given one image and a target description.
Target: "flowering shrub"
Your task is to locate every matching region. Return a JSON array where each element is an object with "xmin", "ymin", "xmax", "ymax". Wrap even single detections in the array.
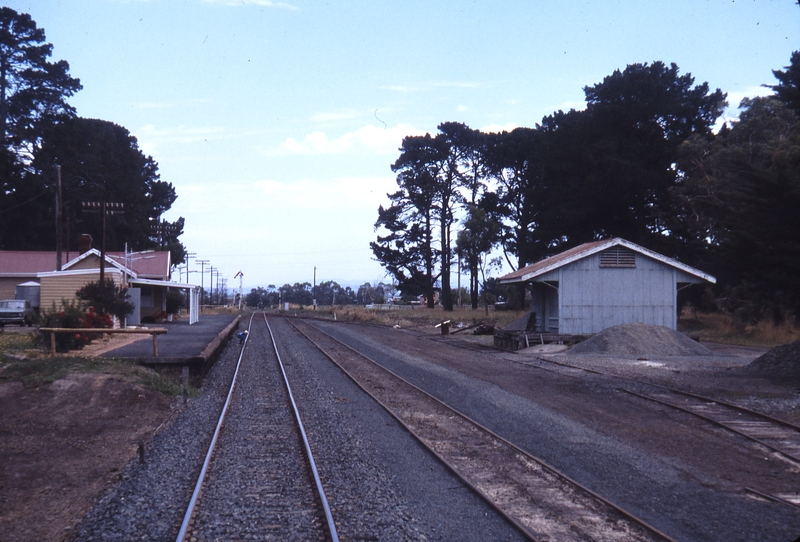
[{"xmin": 39, "ymin": 300, "xmax": 114, "ymax": 352}]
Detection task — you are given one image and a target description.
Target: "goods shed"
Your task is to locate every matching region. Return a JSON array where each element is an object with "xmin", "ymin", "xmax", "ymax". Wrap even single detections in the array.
[{"xmin": 498, "ymin": 238, "xmax": 715, "ymax": 335}]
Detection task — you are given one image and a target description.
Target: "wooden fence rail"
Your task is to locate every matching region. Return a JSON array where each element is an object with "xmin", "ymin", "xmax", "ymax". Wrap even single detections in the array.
[{"xmin": 39, "ymin": 327, "xmax": 168, "ymax": 357}]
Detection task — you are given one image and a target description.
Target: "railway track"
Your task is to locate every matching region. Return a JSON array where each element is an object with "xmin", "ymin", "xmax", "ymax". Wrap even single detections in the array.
[
  {"xmin": 286, "ymin": 316, "xmax": 675, "ymax": 542},
  {"xmin": 176, "ymin": 313, "xmax": 338, "ymax": 542},
  {"xmin": 517, "ymin": 353, "xmax": 800, "ymax": 508}
]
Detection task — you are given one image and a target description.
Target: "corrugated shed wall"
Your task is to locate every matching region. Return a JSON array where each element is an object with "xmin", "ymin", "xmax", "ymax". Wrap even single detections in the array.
[{"xmin": 559, "ymin": 252, "xmax": 677, "ymax": 334}]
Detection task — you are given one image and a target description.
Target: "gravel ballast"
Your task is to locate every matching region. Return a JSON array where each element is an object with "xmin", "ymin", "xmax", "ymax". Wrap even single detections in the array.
[
  {"xmin": 72, "ymin": 316, "xmax": 525, "ymax": 541},
  {"xmin": 315, "ymin": 319, "xmax": 800, "ymax": 542}
]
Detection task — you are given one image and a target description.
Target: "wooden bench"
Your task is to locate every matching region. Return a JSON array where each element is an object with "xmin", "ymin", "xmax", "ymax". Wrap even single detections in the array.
[{"xmin": 39, "ymin": 327, "xmax": 168, "ymax": 357}]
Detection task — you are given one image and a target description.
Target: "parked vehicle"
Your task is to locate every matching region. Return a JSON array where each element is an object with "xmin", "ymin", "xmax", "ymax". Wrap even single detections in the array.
[{"xmin": 0, "ymin": 300, "xmax": 35, "ymax": 326}]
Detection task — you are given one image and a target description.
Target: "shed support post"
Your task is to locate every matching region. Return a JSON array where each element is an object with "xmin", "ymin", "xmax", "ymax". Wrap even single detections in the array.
[
  {"xmin": 152, "ymin": 334, "xmax": 159, "ymax": 357},
  {"xmin": 50, "ymin": 332, "xmax": 56, "ymax": 355}
]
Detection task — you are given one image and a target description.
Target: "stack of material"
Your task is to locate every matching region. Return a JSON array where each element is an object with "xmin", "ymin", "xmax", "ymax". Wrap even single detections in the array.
[
  {"xmin": 746, "ymin": 339, "xmax": 800, "ymax": 377},
  {"xmin": 569, "ymin": 323, "xmax": 711, "ymax": 356},
  {"xmin": 500, "ymin": 311, "xmax": 538, "ymax": 333},
  {"xmin": 493, "ymin": 312, "xmax": 536, "ymax": 350}
]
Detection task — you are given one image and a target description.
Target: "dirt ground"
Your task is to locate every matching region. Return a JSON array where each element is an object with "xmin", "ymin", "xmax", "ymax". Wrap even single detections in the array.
[{"xmin": 0, "ymin": 333, "xmax": 175, "ymax": 542}]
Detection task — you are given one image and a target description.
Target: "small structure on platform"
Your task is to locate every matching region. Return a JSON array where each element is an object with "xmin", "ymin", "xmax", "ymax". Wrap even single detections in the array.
[{"xmin": 495, "ymin": 238, "xmax": 715, "ymax": 348}]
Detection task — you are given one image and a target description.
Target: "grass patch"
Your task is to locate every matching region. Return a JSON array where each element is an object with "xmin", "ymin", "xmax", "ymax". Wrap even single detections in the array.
[
  {"xmin": 0, "ymin": 330, "xmax": 197, "ymax": 397},
  {"xmin": 678, "ymin": 310, "xmax": 798, "ymax": 347},
  {"xmin": 0, "ymin": 330, "xmax": 39, "ymax": 351},
  {"xmin": 0, "ymin": 351, "xmax": 198, "ymax": 397}
]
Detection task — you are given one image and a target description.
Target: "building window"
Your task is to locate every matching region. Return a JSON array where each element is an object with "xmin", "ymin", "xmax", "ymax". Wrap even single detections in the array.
[{"xmin": 600, "ymin": 247, "xmax": 636, "ymax": 268}]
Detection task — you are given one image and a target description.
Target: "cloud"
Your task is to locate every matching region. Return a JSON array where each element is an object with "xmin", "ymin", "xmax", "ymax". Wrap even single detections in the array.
[
  {"xmin": 135, "ymin": 98, "xmax": 212, "ymax": 110},
  {"xmin": 135, "ymin": 124, "xmax": 260, "ymax": 155},
  {"xmin": 456, "ymin": 105, "xmax": 468, "ymax": 112},
  {"xmin": 310, "ymin": 109, "xmax": 365, "ymax": 122},
  {"xmin": 202, "ymin": 0, "xmax": 299, "ymax": 9},
  {"xmin": 725, "ymin": 85, "xmax": 773, "ymax": 110},
  {"xmin": 480, "ymin": 122, "xmax": 518, "ymax": 134},
  {"xmin": 250, "ymin": 175, "xmax": 397, "ymax": 209},
  {"xmin": 262, "ymin": 123, "xmax": 424, "ymax": 156},
  {"xmin": 175, "ymin": 174, "xmax": 397, "ymax": 217},
  {"xmin": 550, "ymin": 99, "xmax": 587, "ymax": 113},
  {"xmin": 381, "ymin": 80, "xmax": 488, "ymax": 93},
  {"xmin": 715, "ymin": 85, "xmax": 774, "ymax": 130}
]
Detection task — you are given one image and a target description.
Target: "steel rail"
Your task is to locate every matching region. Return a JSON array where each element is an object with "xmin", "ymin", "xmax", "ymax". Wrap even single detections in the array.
[
  {"xmin": 523, "ymin": 355, "xmax": 800, "ymax": 462},
  {"xmin": 176, "ymin": 313, "xmax": 254, "ymax": 542},
  {"xmin": 745, "ymin": 487, "xmax": 800, "ymax": 510},
  {"xmin": 620, "ymin": 388, "xmax": 800, "ymax": 464},
  {"xmin": 288, "ymin": 316, "xmax": 676, "ymax": 542},
  {"xmin": 262, "ymin": 313, "xmax": 340, "ymax": 542}
]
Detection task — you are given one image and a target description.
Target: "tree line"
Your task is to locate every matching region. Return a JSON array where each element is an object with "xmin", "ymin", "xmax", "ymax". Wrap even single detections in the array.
[
  {"xmin": 0, "ymin": 8, "xmax": 186, "ymax": 264},
  {"xmin": 245, "ymin": 281, "xmax": 398, "ymax": 308},
  {"xmin": 373, "ymin": 53, "xmax": 800, "ymax": 322}
]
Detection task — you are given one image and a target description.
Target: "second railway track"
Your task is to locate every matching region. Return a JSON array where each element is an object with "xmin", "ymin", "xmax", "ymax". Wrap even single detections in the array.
[{"xmin": 287, "ymin": 316, "xmax": 675, "ymax": 542}]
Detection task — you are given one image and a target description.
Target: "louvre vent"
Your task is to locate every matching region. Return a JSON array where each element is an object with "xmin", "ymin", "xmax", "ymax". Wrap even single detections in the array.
[{"xmin": 600, "ymin": 247, "xmax": 636, "ymax": 268}]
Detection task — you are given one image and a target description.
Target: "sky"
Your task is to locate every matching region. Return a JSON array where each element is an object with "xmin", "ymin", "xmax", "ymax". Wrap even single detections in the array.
[{"xmin": 5, "ymin": 0, "xmax": 799, "ymax": 293}]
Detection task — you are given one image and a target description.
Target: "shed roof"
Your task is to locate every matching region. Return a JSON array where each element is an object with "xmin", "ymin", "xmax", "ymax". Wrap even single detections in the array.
[{"xmin": 498, "ymin": 238, "xmax": 716, "ymax": 284}]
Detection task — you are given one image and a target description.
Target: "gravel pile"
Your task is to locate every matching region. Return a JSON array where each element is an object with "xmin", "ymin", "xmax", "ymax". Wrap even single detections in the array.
[
  {"xmin": 569, "ymin": 323, "xmax": 711, "ymax": 356},
  {"xmin": 745, "ymin": 338, "xmax": 800, "ymax": 377}
]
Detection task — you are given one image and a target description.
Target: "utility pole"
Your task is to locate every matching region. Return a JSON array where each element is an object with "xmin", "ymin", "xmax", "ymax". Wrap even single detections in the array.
[
  {"xmin": 209, "ymin": 267, "xmax": 216, "ymax": 305},
  {"xmin": 81, "ymin": 200, "xmax": 124, "ymax": 285},
  {"xmin": 209, "ymin": 267, "xmax": 215, "ymax": 305},
  {"xmin": 196, "ymin": 260, "xmax": 209, "ymax": 306},
  {"xmin": 457, "ymin": 254, "xmax": 462, "ymax": 308},
  {"xmin": 55, "ymin": 165, "xmax": 63, "ymax": 271},
  {"xmin": 150, "ymin": 219, "xmax": 180, "ymax": 249},
  {"xmin": 313, "ymin": 266, "xmax": 317, "ymax": 310},
  {"xmin": 184, "ymin": 252, "xmax": 196, "ymax": 282}
]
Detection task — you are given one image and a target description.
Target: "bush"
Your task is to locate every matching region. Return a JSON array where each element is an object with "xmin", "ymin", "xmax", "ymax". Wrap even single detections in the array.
[
  {"xmin": 76, "ymin": 279, "xmax": 134, "ymax": 322},
  {"xmin": 39, "ymin": 300, "xmax": 113, "ymax": 352},
  {"xmin": 165, "ymin": 288, "xmax": 185, "ymax": 314}
]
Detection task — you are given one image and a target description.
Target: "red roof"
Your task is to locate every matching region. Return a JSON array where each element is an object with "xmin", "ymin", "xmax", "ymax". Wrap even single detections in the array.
[
  {"xmin": 0, "ymin": 251, "xmax": 58, "ymax": 275},
  {"xmin": 0, "ymin": 250, "xmax": 170, "ymax": 280},
  {"xmin": 106, "ymin": 252, "xmax": 170, "ymax": 279}
]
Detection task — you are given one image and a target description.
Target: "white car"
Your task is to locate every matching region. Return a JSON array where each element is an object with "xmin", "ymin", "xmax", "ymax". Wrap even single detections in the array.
[{"xmin": 0, "ymin": 300, "xmax": 36, "ymax": 326}]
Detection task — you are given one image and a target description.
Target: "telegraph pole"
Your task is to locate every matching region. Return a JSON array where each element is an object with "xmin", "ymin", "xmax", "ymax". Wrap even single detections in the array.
[
  {"xmin": 81, "ymin": 200, "xmax": 124, "ymax": 285},
  {"xmin": 209, "ymin": 266, "xmax": 216, "ymax": 305},
  {"xmin": 196, "ymin": 260, "xmax": 209, "ymax": 306},
  {"xmin": 55, "ymin": 165, "xmax": 63, "ymax": 271},
  {"xmin": 184, "ymin": 252, "xmax": 196, "ymax": 282}
]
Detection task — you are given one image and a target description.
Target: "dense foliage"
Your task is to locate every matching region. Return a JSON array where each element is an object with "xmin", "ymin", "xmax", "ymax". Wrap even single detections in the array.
[
  {"xmin": 75, "ymin": 279, "xmax": 134, "ymax": 323},
  {"xmin": 375, "ymin": 54, "xmax": 800, "ymax": 320},
  {"xmin": 0, "ymin": 8, "xmax": 186, "ymax": 266},
  {"xmin": 39, "ymin": 300, "xmax": 112, "ymax": 352}
]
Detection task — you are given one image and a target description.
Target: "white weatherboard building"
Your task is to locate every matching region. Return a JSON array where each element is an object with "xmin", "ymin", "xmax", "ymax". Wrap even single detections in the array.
[{"xmin": 498, "ymin": 238, "xmax": 716, "ymax": 335}]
